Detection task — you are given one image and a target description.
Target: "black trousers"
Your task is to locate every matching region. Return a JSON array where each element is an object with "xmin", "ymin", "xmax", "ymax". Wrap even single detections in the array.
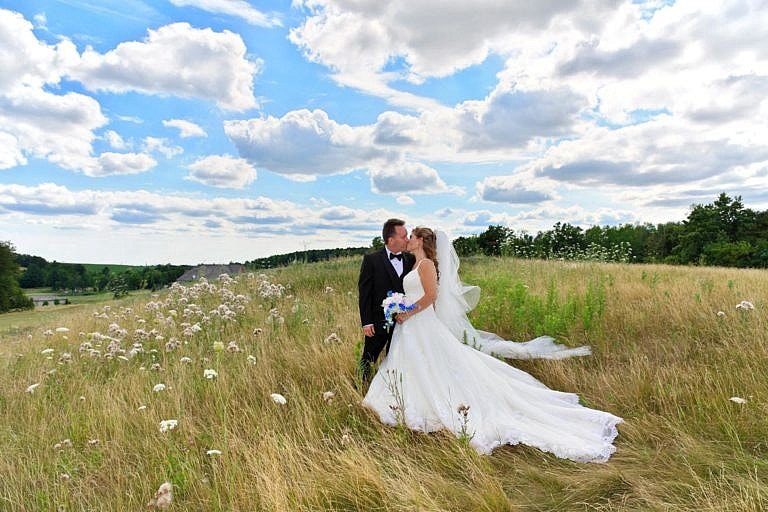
[{"xmin": 359, "ymin": 322, "xmax": 394, "ymax": 382}]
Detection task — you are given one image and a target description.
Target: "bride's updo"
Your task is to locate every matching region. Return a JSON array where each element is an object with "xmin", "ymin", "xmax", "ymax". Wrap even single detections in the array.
[{"xmin": 412, "ymin": 226, "xmax": 439, "ymax": 279}]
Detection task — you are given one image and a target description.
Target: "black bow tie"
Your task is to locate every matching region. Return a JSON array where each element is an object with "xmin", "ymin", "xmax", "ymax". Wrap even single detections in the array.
[{"xmin": 389, "ymin": 252, "xmax": 403, "ymax": 261}]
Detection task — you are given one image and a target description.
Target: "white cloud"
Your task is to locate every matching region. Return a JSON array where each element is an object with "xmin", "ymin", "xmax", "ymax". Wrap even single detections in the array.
[
  {"xmin": 168, "ymin": 0, "xmax": 281, "ymax": 27},
  {"xmin": 457, "ymin": 85, "xmax": 587, "ymax": 150},
  {"xmin": 90, "ymin": 152, "xmax": 157, "ymax": 177},
  {"xmin": 370, "ymin": 161, "xmax": 461, "ymax": 195},
  {"xmin": 290, "ymin": 0, "xmax": 618, "ymax": 105},
  {"xmin": 69, "ymin": 22, "xmax": 261, "ymax": 111},
  {"xmin": 186, "ymin": 155, "xmax": 257, "ymax": 189},
  {"xmin": 476, "ymin": 175, "xmax": 557, "ymax": 204},
  {"xmin": 225, "ymin": 109, "xmax": 385, "ymax": 176},
  {"xmin": 103, "ymin": 130, "xmax": 127, "ymax": 150},
  {"xmin": 163, "ymin": 119, "xmax": 207, "ymax": 138},
  {"xmin": 396, "ymin": 195, "xmax": 414, "ymax": 205},
  {"xmin": 0, "ymin": 132, "xmax": 25, "ymax": 169},
  {"xmin": 32, "ymin": 12, "xmax": 46, "ymax": 29},
  {"xmin": 143, "ymin": 137, "xmax": 183, "ymax": 159}
]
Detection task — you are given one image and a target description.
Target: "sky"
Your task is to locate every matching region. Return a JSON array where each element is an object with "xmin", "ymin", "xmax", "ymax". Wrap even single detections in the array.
[{"xmin": 0, "ymin": 0, "xmax": 766, "ymax": 265}]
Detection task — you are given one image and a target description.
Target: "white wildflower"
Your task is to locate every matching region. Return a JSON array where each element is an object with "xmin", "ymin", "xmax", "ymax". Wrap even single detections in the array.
[
  {"xmin": 203, "ymin": 369, "xmax": 218, "ymax": 380},
  {"xmin": 206, "ymin": 449, "xmax": 222, "ymax": 456},
  {"xmin": 322, "ymin": 391, "xmax": 335, "ymax": 403},
  {"xmin": 729, "ymin": 396, "xmax": 747, "ymax": 404},
  {"xmin": 736, "ymin": 301, "xmax": 755, "ymax": 310},
  {"xmin": 153, "ymin": 383, "xmax": 166, "ymax": 393},
  {"xmin": 147, "ymin": 481, "xmax": 173, "ymax": 509},
  {"xmin": 180, "ymin": 356, "xmax": 192, "ymax": 364},
  {"xmin": 26, "ymin": 383, "xmax": 41, "ymax": 393},
  {"xmin": 270, "ymin": 393, "xmax": 287, "ymax": 405},
  {"xmin": 55, "ymin": 327, "xmax": 69, "ymax": 333},
  {"xmin": 159, "ymin": 419, "xmax": 178, "ymax": 433},
  {"xmin": 40, "ymin": 348, "xmax": 55, "ymax": 355},
  {"xmin": 226, "ymin": 341, "xmax": 240, "ymax": 353},
  {"xmin": 247, "ymin": 355, "xmax": 257, "ymax": 365},
  {"xmin": 324, "ymin": 333, "xmax": 341, "ymax": 344},
  {"xmin": 138, "ymin": 405, "xmax": 147, "ymax": 411},
  {"xmin": 717, "ymin": 311, "xmax": 726, "ymax": 317}
]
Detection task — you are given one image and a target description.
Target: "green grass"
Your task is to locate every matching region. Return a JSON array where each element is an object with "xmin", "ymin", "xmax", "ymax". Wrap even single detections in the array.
[{"xmin": 1, "ymin": 257, "xmax": 767, "ymax": 510}]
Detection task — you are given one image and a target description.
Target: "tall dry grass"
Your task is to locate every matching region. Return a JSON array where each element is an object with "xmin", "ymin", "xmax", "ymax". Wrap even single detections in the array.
[{"xmin": 0, "ymin": 256, "xmax": 766, "ymax": 511}]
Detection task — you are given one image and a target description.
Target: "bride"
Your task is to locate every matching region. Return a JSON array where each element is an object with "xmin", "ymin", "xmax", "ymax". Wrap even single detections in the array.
[{"xmin": 362, "ymin": 227, "xmax": 622, "ymax": 462}]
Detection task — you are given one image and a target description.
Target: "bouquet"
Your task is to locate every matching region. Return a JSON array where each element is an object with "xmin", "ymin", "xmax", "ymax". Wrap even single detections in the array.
[{"xmin": 382, "ymin": 291, "xmax": 417, "ymax": 332}]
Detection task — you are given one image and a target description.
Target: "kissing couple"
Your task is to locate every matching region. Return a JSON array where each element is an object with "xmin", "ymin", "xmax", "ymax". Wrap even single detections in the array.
[{"xmin": 357, "ymin": 218, "xmax": 622, "ymax": 462}]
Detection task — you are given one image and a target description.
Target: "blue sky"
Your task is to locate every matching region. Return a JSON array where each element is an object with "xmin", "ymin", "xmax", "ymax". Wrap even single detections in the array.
[{"xmin": 1, "ymin": 0, "xmax": 766, "ymax": 264}]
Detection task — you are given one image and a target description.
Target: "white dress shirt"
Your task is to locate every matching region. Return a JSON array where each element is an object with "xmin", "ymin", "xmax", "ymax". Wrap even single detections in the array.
[{"xmin": 386, "ymin": 247, "xmax": 404, "ymax": 277}]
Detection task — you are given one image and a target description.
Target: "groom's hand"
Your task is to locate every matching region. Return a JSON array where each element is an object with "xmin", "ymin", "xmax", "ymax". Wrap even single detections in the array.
[{"xmin": 362, "ymin": 324, "xmax": 375, "ymax": 337}]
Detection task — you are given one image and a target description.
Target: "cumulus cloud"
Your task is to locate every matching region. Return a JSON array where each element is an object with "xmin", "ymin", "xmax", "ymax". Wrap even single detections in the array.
[
  {"xmin": 291, "ymin": 0, "xmax": 618, "ymax": 85},
  {"xmin": 476, "ymin": 175, "xmax": 556, "ymax": 204},
  {"xmin": 0, "ymin": 132, "xmax": 25, "ymax": 169},
  {"xmin": 457, "ymin": 85, "xmax": 588, "ymax": 150},
  {"xmin": 168, "ymin": 0, "xmax": 281, "ymax": 27},
  {"xmin": 143, "ymin": 137, "xmax": 183, "ymax": 159},
  {"xmin": 69, "ymin": 22, "xmax": 261, "ymax": 111},
  {"xmin": 103, "ymin": 130, "xmax": 127, "ymax": 150},
  {"xmin": 225, "ymin": 109, "xmax": 385, "ymax": 176},
  {"xmin": 528, "ymin": 119, "xmax": 768, "ymax": 188},
  {"xmin": 370, "ymin": 161, "xmax": 461, "ymax": 195},
  {"xmin": 90, "ymin": 152, "xmax": 157, "ymax": 177},
  {"xmin": 186, "ymin": 155, "xmax": 257, "ymax": 189},
  {"xmin": 0, "ymin": 10, "xmax": 108, "ymax": 174},
  {"xmin": 163, "ymin": 119, "xmax": 207, "ymax": 138}
]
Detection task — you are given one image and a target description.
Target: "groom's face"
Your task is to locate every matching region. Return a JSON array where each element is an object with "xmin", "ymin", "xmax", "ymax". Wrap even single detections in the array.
[{"xmin": 387, "ymin": 225, "xmax": 408, "ymax": 253}]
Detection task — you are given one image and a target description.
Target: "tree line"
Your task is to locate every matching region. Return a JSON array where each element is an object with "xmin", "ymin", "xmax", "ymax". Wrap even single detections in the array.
[
  {"xmin": 453, "ymin": 193, "xmax": 768, "ymax": 267},
  {"xmin": 15, "ymin": 253, "xmax": 187, "ymax": 292},
  {"xmin": 245, "ymin": 246, "xmax": 370, "ymax": 269}
]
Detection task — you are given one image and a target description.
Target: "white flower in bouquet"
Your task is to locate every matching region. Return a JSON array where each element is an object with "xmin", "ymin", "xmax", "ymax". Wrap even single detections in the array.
[{"xmin": 381, "ymin": 291, "xmax": 417, "ymax": 331}]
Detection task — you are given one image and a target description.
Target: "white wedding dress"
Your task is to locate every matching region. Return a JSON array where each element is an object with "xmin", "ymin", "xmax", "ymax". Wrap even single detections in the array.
[{"xmin": 362, "ymin": 257, "xmax": 622, "ymax": 462}]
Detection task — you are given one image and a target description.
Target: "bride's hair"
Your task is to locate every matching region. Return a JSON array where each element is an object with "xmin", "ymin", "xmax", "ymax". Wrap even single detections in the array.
[{"xmin": 412, "ymin": 226, "xmax": 439, "ymax": 279}]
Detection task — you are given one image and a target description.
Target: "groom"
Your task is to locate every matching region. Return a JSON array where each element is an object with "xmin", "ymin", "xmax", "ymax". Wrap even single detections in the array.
[{"xmin": 357, "ymin": 218, "xmax": 415, "ymax": 385}]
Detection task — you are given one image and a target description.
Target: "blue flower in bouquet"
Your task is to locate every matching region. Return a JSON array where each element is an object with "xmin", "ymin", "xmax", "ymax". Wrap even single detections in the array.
[{"xmin": 382, "ymin": 291, "xmax": 417, "ymax": 331}]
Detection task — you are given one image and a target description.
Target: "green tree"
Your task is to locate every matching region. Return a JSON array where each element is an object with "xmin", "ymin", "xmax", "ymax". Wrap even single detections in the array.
[
  {"xmin": 106, "ymin": 274, "xmax": 129, "ymax": 298},
  {"xmin": 477, "ymin": 225, "xmax": 512, "ymax": 256},
  {"xmin": 0, "ymin": 242, "xmax": 34, "ymax": 313}
]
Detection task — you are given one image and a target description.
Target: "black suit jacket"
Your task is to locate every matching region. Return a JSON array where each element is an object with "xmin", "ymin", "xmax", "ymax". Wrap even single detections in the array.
[{"xmin": 358, "ymin": 248, "xmax": 416, "ymax": 328}]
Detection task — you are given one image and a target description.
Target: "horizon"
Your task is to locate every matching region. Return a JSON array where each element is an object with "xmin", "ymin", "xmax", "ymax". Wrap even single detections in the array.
[{"xmin": 1, "ymin": 1, "xmax": 767, "ymax": 265}]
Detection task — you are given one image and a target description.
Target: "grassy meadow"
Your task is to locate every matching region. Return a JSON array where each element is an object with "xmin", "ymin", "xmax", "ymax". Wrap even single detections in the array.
[{"xmin": 1, "ymin": 256, "xmax": 766, "ymax": 511}]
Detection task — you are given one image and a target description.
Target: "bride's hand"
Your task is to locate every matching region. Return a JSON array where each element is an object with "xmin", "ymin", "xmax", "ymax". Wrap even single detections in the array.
[{"xmin": 396, "ymin": 312, "xmax": 408, "ymax": 324}]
